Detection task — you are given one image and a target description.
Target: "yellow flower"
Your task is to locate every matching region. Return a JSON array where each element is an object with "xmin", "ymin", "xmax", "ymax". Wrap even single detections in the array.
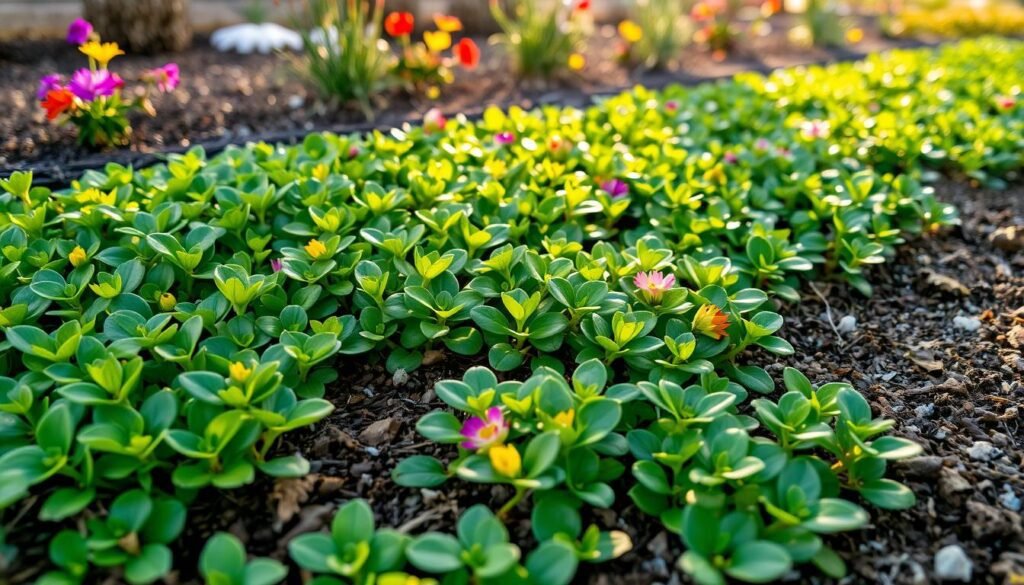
[
  {"xmin": 553, "ymin": 409, "xmax": 575, "ymax": 428},
  {"xmin": 846, "ymin": 27, "xmax": 864, "ymax": 44},
  {"xmin": 229, "ymin": 361, "xmax": 252, "ymax": 385},
  {"xmin": 433, "ymin": 14, "xmax": 463, "ymax": 32},
  {"xmin": 618, "ymin": 20, "xmax": 644, "ymax": 43},
  {"xmin": 489, "ymin": 444, "xmax": 521, "ymax": 478},
  {"xmin": 313, "ymin": 163, "xmax": 330, "ymax": 181},
  {"xmin": 568, "ymin": 53, "xmax": 586, "ymax": 71},
  {"xmin": 158, "ymin": 292, "xmax": 177, "ymax": 311},
  {"xmin": 69, "ymin": 246, "xmax": 88, "ymax": 267},
  {"xmin": 79, "ymin": 41, "xmax": 124, "ymax": 66},
  {"xmin": 424, "ymin": 30, "xmax": 452, "ymax": 53},
  {"xmin": 305, "ymin": 239, "xmax": 328, "ymax": 259}
]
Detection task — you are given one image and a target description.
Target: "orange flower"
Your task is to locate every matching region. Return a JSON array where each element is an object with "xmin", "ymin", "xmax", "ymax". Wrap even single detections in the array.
[
  {"xmin": 433, "ymin": 14, "xmax": 463, "ymax": 32},
  {"xmin": 385, "ymin": 11, "xmax": 414, "ymax": 37},
  {"xmin": 692, "ymin": 304, "xmax": 729, "ymax": 340},
  {"xmin": 42, "ymin": 88, "xmax": 75, "ymax": 120},
  {"xmin": 455, "ymin": 38, "xmax": 480, "ymax": 69}
]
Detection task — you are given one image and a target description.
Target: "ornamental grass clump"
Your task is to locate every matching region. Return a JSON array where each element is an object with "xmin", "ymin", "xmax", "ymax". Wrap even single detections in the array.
[
  {"xmin": 489, "ymin": 0, "xmax": 592, "ymax": 79},
  {"xmin": 37, "ymin": 18, "xmax": 179, "ymax": 146}
]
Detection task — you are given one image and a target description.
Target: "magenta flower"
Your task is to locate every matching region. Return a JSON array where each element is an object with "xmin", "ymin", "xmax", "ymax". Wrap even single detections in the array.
[
  {"xmin": 665, "ymin": 100, "xmax": 679, "ymax": 113},
  {"xmin": 494, "ymin": 132, "xmax": 516, "ymax": 146},
  {"xmin": 800, "ymin": 120, "xmax": 830, "ymax": 140},
  {"xmin": 270, "ymin": 259, "xmax": 283, "ymax": 273},
  {"xmin": 348, "ymin": 145, "xmax": 360, "ymax": 159},
  {"xmin": 724, "ymin": 151, "xmax": 738, "ymax": 164},
  {"xmin": 145, "ymin": 63, "xmax": 180, "ymax": 93},
  {"xmin": 754, "ymin": 138, "xmax": 770, "ymax": 151},
  {"xmin": 68, "ymin": 68, "xmax": 123, "ymax": 101},
  {"xmin": 602, "ymin": 178, "xmax": 629, "ymax": 198},
  {"xmin": 37, "ymin": 74, "xmax": 63, "ymax": 100},
  {"xmin": 460, "ymin": 407, "xmax": 509, "ymax": 452},
  {"xmin": 67, "ymin": 18, "xmax": 93, "ymax": 45},
  {"xmin": 634, "ymin": 270, "xmax": 676, "ymax": 303}
]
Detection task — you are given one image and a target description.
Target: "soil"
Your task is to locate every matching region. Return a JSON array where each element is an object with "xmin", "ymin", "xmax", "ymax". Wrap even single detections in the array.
[
  {"xmin": 0, "ymin": 14, "xmax": 927, "ymax": 187},
  {"xmin": 2, "ymin": 180, "xmax": 1020, "ymax": 585}
]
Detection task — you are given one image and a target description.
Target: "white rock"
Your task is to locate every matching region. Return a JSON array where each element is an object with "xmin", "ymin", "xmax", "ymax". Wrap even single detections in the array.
[
  {"xmin": 210, "ymin": 23, "xmax": 303, "ymax": 54},
  {"xmin": 1000, "ymin": 485, "xmax": 1022, "ymax": 512},
  {"xmin": 914, "ymin": 404, "xmax": 935, "ymax": 418},
  {"xmin": 392, "ymin": 369, "xmax": 409, "ymax": 386},
  {"xmin": 967, "ymin": 440, "xmax": 1002, "ymax": 462},
  {"xmin": 934, "ymin": 544, "xmax": 973, "ymax": 582},
  {"xmin": 836, "ymin": 314, "xmax": 857, "ymax": 333},
  {"xmin": 952, "ymin": 316, "xmax": 982, "ymax": 332},
  {"xmin": 287, "ymin": 95, "xmax": 305, "ymax": 110}
]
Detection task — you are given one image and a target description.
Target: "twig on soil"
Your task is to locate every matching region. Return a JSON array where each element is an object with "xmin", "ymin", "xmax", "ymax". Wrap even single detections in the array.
[
  {"xmin": 808, "ymin": 281, "xmax": 846, "ymax": 348},
  {"xmin": 396, "ymin": 504, "xmax": 453, "ymax": 535}
]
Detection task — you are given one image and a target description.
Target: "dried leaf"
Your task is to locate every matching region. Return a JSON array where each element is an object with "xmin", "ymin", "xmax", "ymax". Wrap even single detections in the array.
[
  {"xmin": 271, "ymin": 475, "xmax": 316, "ymax": 527},
  {"xmin": 923, "ymin": 270, "xmax": 970, "ymax": 296},
  {"xmin": 906, "ymin": 345, "xmax": 944, "ymax": 373}
]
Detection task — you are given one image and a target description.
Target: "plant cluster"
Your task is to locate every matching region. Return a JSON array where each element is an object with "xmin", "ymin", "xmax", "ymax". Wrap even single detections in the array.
[
  {"xmin": 292, "ymin": 1, "xmax": 479, "ymax": 115},
  {"xmin": 618, "ymin": 0, "xmax": 692, "ymax": 69},
  {"xmin": 887, "ymin": 1, "xmax": 1024, "ymax": 38},
  {"xmin": 490, "ymin": 0, "xmax": 592, "ymax": 79},
  {"xmin": 1, "ymin": 38, "xmax": 1022, "ymax": 582},
  {"xmin": 394, "ymin": 362, "xmax": 921, "ymax": 584},
  {"xmin": 36, "ymin": 18, "xmax": 180, "ymax": 146}
]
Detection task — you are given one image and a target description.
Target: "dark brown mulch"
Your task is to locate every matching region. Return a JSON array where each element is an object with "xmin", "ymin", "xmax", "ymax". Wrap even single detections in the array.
[
  {"xmin": 5, "ymin": 179, "xmax": 1018, "ymax": 585},
  {"xmin": 0, "ymin": 15, "xmax": 926, "ymax": 186}
]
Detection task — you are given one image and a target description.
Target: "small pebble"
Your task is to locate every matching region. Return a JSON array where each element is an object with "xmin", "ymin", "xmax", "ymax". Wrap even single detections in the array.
[
  {"xmin": 392, "ymin": 369, "xmax": 409, "ymax": 386},
  {"xmin": 952, "ymin": 316, "xmax": 982, "ymax": 331},
  {"xmin": 999, "ymin": 485, "xmax": 1022, "ymax": 512},
  {"xmin": 914, "ymin": 403, "xmax": 935, "ymax": 418},
  {"xmin": 934, "ymin": 544, "xmax": 973, "ymax": 582},
  {"xmin": 967, "ymin": 441, "xmax": 1002, "ymax": 462},
  {"xmin": 837, "ymin": 314, "xmax": 857, "ymax": 333},
  {"xmin": 287, "ymin": 95, "xmax": 305, "ymax": 109}
]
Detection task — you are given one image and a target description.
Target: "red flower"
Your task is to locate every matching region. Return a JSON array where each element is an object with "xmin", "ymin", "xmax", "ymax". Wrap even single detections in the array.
[
  {"xmin": 42, "ymin": 88, "xmax": 75, "ymax": 120},
  {"xmin": 385, "ymin": 11, "xmax": 414, "ymax": 37},
  {"xmin": 455, "ymin": 38, "xmax": 480, "ymax": 69},
  {"xmin": 576, "ymin": 0, "xmax": 591, "ymax": 10}
]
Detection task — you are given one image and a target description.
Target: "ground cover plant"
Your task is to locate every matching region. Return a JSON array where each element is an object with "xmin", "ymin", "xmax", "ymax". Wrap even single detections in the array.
[{"xmin": 0, "ymin": 37, "xmax": 1022, "ymax": 584}]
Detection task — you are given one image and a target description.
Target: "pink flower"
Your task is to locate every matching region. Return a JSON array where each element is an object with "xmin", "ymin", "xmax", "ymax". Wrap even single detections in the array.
[
  {"xmin": 348, "ymin": 145, "xmax": 360, "ymax": 159},
  {"xmin": 37, "ymin": 74, "xmax": 63, "ymax": 100},
  {"xmin": 601, "ymin": 178, "xmax": 629, "ymax": 198},
  {"xmin": 460, "ymin": 407, "xmax": 509, "ymax": 452},
  {"xmin": 800, "ymin": 120, "xmax": 830, "ymax": 140},
  {"xmin": 665, "ymin": 100, "xmax": 679, "ymax": 113},
  {"xmin": 67, "ymin": 18, "xmax": 93, "ymax": 45},
  {"xmin": 145, "ymin": 63, "xmax": 180, "ymax": 93},
  {"xmin": 998, "ymin": 95, "xmax": 1016, "ymax": 110},
  {"xmin": 68, "ymin": 68, "xmax": 123, "ymax": 101},
  {"xmin": 754, "ymin": 138, "xmax": 770, "ymax": 151},
  {"xmin": 724, "ymin": 151, "xmax": 738, "ymax": 164},
  {"xmin": 270, "ymin": 259, "xmax": 283, "ymax": 272},
  {"xmin": 634, "ymin": 270, "xmax": 676, "ymax": 303},
  {"xmin": 423, "ymin": 108, "xmax": 447, "ymax": 134},
  {"xmin": 494, "ymin": 132, "xmax": 516, "ymax": 146}
]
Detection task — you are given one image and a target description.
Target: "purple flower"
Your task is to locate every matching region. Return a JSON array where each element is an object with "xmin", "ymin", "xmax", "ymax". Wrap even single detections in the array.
[
  {"xmin": 754, "ymin": 138, "xmax": 770, "ymax": 151},
  {"xmin": 460, "ymin": 407, "xmax": 509, "ymax": 452},
  {"xmin": 68, "ymin": 68, "xmax": 122, "ymax": 101},
  {"xmin": 37, "ymin": 74, "xmax": 63, "ymax": 100},
  {"xmin": 601, "ymin": 178, "xmax": 629, "ymax": 198},
  {"xmin": 145, "ymin": 63, "xmax": 180, "ymax": 93},
  {"xmin": 270, "ymin": 259, "xmax": 283, "ymax": 273},
  {"xmin": 494, "ymin": 132, "xmax": 516, "ymax": 146},
  {"xmin": 67, "ymin": 18, "xmax": 93, "ymax": 45},
  {"xmin": 724, "ymin": 151, "xmax": 738, "ymax": 164}
]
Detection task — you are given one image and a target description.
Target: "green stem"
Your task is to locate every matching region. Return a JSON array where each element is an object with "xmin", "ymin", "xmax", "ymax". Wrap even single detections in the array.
[{"xmin": 498, "ymin": 488, "xmax": 528, "ymax": 520}]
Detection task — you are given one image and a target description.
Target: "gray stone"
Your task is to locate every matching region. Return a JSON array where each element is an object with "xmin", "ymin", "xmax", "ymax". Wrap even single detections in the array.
[{"xmin": 934, "ymin": 544, "xmax": 973, "ymax": 582}]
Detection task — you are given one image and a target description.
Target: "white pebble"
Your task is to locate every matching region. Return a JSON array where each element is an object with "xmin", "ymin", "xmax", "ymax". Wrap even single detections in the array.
[
  {"xmin": 952, "ymin": 316, "xmax": 982, "ymax": 332},
  {"xmin": 999, "ymin": 485, "xmax": 1022, "ymax": 512},
  {"xmin": 836, "ymin": 314, "xmax": 857, "ymax": 333},
  {"xmin": 934, "ymin": 544, "xmax": 973, "ymax": 582},
  {"xmin": 392, "ymin": 369, "xmax": 409, "ymax": 386},
  {"xmin": 967, "ymin": 441, "xmax": 1002, "ymax": 462},
  {"xmin": 914, "ymin": 404, "xmax": 935, "ymax": 418}
]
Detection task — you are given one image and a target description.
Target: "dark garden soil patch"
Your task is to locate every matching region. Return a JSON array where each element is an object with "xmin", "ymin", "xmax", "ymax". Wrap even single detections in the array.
[
  {"xmin": 0, "ymin": 15, "xmax": 927, "ymax": 186},
  {"xmin": 3, "ymin": 180, "xmax": 1020, "ymax": 584}
]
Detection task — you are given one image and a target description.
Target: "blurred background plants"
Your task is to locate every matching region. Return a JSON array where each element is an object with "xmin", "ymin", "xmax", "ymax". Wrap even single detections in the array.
[{"xmin": 489, "ymin": 0, "xmax": 593, "ymax": 79}]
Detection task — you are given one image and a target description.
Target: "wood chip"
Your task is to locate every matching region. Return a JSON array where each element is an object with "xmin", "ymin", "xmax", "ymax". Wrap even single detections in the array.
[
  {"xmin": 923, "ymin": 270, "xmax": 971, "ymax": 296},
  {"xmin": 271, "ymin": 475, "xmax": 316, "ymax": 527},
  {"xmin": 359, "ymin": 417, "xmax": 400, "ymax": 446}
]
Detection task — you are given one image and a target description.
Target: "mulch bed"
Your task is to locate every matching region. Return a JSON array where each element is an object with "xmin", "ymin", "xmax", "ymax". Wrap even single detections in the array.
[
  {"xmin": 0, "ymin": 14, "xmax": 926, "ymax": 186},
  {"xmin": 2, "ymin": 180, "xmax": 1020, "ymax": 585}
]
